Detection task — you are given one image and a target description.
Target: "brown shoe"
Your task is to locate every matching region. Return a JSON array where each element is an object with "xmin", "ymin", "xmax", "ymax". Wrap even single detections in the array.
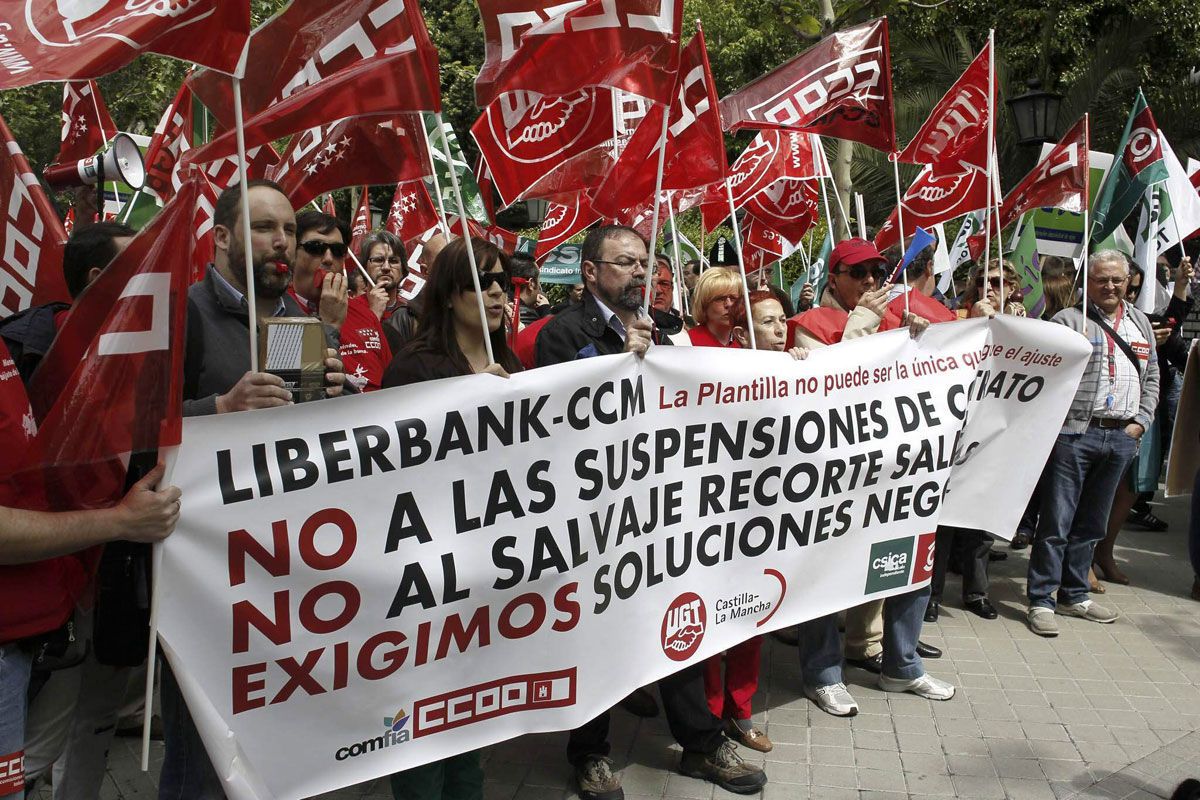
[{"xmin": 724, "ymin": 719, "xmax": 773, "ymax": 753}]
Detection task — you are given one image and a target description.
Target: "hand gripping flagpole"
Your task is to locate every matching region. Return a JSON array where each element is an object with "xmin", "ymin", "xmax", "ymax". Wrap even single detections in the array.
[
  {"xmin": 890, "ymin": 152, "xmax": 911, "ymax": 317},
  {"xmin": 233, "ymin": 77, "xmax": 259, "ymax": 372},
  {"xmin": 423, "ymin": 118, "xmax": 453, "ymax": 238},
  {"xmin": 725, "ymin": 178, "xmax": 757, "ymax": 350},
  {"xmin": 435, "ymin": 112, "xmax": 495, "ymax": 366},
  {"xmin": 640, "ymin": 107, "xmax": 672, "ymax": 316}
]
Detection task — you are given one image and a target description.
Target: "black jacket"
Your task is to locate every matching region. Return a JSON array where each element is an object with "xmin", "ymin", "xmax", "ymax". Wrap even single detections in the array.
[
  {"xmin": 534, "ymin": 290, "xmax": 673, "ymax": 367},
  {"xmin": 0, "ymin": 302, "xmax": 70, "ymax": 387}
]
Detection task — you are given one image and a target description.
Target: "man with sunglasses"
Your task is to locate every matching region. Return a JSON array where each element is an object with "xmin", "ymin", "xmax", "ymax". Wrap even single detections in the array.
[{"xmin": 290, "ymin": 211, "xmax": 392, "ymax": 392}]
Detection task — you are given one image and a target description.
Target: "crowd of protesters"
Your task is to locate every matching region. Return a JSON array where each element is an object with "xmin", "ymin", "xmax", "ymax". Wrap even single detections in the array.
[{"xmin": 2, "ymin": 179, "xmax": 1198, "ymax": 800}]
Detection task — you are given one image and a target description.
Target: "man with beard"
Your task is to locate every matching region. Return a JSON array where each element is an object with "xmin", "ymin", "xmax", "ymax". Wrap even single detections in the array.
[
  {"xmin": 534, "ymin": 227, "xmax": 767, "ymax": 800},
  {"xmin": 164, "ymin": 180, "xmax": 349, "ymax": 800}
]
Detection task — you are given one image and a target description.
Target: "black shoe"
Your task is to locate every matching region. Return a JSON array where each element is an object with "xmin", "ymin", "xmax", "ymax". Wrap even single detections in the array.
[
  {"xmin": 575, "ymin": 755, "xmax": 623, "ymax": 800},
  {"xmin": 1127, "ymin": 508, "xmax": 1169, "ymax": 532},
  {"xmin": 988, "ymin": 551, "xmax": 1008, "ymax": 562},
  {"xmin": 915, "ymin": 640, "xmax": 942, "ymax": 659},
  {"xmin": 617, "ymin": 687, "xmax": 659, "ymax": 718},
  {"xmin": 1010, "ymin": 532, "xmax": 1031, "ymax": 550},
  {"xmin": 679, "ymin": 740, "xmax": 767, "ymax": 794},
  {"xmin": 846, "ymin": 652, "xmax": 883, "ymax": 674},
  {"xmin": 964, "ymin": 598, "xmax": 998, "ymax": 620},
  {"xmin": 924, "ymin": 601, "xmax": 939, "ymax": 623}
]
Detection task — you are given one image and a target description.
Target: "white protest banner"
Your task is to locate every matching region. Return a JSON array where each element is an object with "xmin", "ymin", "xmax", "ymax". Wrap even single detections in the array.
[{"xmin": 158, "ymin": 317, "xmax": 1089, "ymax": 800}]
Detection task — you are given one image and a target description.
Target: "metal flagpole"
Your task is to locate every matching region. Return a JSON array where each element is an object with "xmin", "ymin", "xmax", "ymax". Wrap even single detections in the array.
[
  {"xmin": 640, "ymin": 108, "xmax": 671, "ymax": 316},
  {"xmin": 816, "ymin": 136, "xmax": 851, "ymax": 239},
  {"xmin": 993, "ymin": 165, "xmax": 1005, "ymax": 309},
  {"xmin": 725, "ymin": 178, "xmax": 757, "ymax": 350},
  {"xmin": 983, "ymin": 30, "xmax": 995, "ymax": 312},
  {"xmin": 1082, "ymin": 113, "xmax": 1090, "ymax": 307},
  {"xmin": 434, "ymin": 112, "xmax": 494, "ymax": 365},
  {"xmin": 855, "ymin": 193, "xmax": 867, "ymax": 239},
  {"xmin": 667, "ymin": 191, "xmax": 689, "ymax": 316},
  {"xmin": 423, "ymin": 118, "xmax": 453, "ymax": 238},
  {"xmin": 813, "ymin": 134, "xmax": 836, "ymax": 289},
  {"xmin": 891, "ymin": 154, "xmax": 911, "ymax": 316}
]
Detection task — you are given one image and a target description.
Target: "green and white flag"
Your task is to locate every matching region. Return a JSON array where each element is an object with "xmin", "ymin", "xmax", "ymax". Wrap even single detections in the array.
[
  {"xmin": 792, "ymin": 230, "xmax": 832, "ymax": 308},
  {"xmin": 423, "ymin": 113, "xmax": 490, "ymax": 226},
  {"xmin": 1091, "ymin": 89, "xmax": 1169, "ymax": 245},
  {"xmin": 948, "ymin": 212, "xmax": 984, "ymax": 269},
  {"xmin": 663, "ymin": 220, "xmax": 701, "ymax": 265},
  {"xmin": 1133, "ymin": 184, "xmax": 1164, "ymax": 313}
]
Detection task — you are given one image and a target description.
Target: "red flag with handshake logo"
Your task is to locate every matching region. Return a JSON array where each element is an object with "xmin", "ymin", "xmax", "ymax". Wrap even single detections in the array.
[
  {"xmin": 897, "ymin": 40, "xmax": 994, "ymax": 173},
  {"xmin": 718, "ymin": 18, "xmax": 896, "ymax": 154},
  {"xmin": 475, "ymin": 0, "xmax": 684, "ymax": 107},
  {"xmin": 0, "ymin": 1, "xmax": 248, "ymax": 88}
]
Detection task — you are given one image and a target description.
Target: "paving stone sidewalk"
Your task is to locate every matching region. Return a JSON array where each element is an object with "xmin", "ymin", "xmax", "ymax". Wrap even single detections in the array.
[{"xmin": 76, "ymin": 494, "xmax": 1199, "ymax": 800}]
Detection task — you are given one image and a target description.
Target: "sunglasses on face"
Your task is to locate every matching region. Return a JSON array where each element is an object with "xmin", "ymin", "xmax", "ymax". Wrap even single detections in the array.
[
  {"xmin": 471, "ymin": 271, "xmax": 511, "ymax": 293},
  {"xmin": 975, "ymin": 277, "xmax": 1006, "ymax": 289},
  {"xmin": 299, "ymin": 240, "xmax": 347, "ymax": 258},
  {"xmin": 834, "ymin": 263, "xmax": 888, "ymax": 281}
]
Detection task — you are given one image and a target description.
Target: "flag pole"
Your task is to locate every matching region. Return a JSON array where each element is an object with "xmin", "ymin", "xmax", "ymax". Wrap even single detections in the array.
[
  {"xmin": 813, "ymin": 134, "xmax": 836, "ymax": 288},
  {"xmin": 725, "ymin": 178, "xmax": 757, "ymax": 350},
  {"xmin": 423, "ymin": 118, "xmax": 453, "ymax": 238},
  {"xmin": 993, "ymin": 165, "xmax": 1005, "ymax": 309},
  {"xmin": 855, "ymin": 193, "xmax": 867, "ymax": 239},
  {"xmin": 667, "ymin": 191, "xmax": 689, "ymax": 316},
  {"xmin": 233, "ymin": 78, "xmax": 259, "ymax": 373},
  {"xmin": 890, "ymin": 153, "xmax": 911, "ymax": 317},
  {"xmin": 640, "ymin": 107, "xmax": 671, "ymax": 316},
  {"xmin": 983, "ymin": 29, "xmax": 995, "ymax": 314},
  {"xmin": 309, "ymin": 199, "xmax": 376, "ymax": 288},
  {"xmin": 816, "ymin": 135, "xmax": 851, "ymax": 239},
  {"xmin": 434, "ymin": 112, "xmax": 494, "ymax": 365},
  {"xmin": 1082, "ymin": 113, "xmax": 1090, "ymax": 307}
]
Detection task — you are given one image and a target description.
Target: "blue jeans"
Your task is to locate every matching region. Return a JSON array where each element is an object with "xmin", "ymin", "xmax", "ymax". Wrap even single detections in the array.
[
  {"xmin": 0, "ymin": 644, "xmax": 31, "ymax": 798},
  {"xmin": 159, "ymin": 659, "xmax": 225, "ymax": 800},
  {"xmin": 797, "ymin": 585, "xmax": 930, "ymax": 685},
  {"xmin": 1028, "ymin": 427, "xmax": 1138, "ymax": 609}
]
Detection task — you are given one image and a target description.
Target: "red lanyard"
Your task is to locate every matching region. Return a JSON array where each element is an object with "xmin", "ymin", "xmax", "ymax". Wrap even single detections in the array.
[{"xmin": 1104, "ymin": 303, "xmax": 1125, "ymax": 379}]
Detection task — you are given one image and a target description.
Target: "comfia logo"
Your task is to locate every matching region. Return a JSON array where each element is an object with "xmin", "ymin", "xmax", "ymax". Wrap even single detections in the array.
[
  {"xmin": 333, "ymin": 707, "xmax": 410, "ymax": 761},
  {"xmin": 864, "ymin": 537, "xmax": 914, "ymax": 594}
]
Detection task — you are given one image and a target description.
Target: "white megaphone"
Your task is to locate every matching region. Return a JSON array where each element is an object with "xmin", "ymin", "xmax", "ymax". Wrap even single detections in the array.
[{"xmin": 43, "ymin": 132, "xmax": 145, "ymax": 191}]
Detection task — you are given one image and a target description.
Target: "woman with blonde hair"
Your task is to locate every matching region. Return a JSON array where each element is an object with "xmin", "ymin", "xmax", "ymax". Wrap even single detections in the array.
[
  {"xmin": 688, "ymin": 267, "xmax": 745, "ymax": 347},
  {"xmin": 959, "ymin": 259, "xmax": 1026, "ymax": 318}
]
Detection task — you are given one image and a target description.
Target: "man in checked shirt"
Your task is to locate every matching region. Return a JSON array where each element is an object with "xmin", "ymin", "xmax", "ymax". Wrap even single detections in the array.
[{"xmin": 1026, "ymin": 250, "xmax": 1159, "ymax": 637}]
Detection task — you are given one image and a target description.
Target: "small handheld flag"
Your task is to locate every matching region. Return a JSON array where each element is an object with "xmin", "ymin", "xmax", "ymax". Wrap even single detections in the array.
[{"xmin": 887, "ymin": 226, "xmax": 936, "ymax": 284}]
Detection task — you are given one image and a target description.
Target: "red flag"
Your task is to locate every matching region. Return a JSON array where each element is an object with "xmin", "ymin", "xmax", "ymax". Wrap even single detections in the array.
[
  {"xmin": 745, "ymin": 178, "xmax": 819, "ymax": 245},
  {"xmin": 23, "ymin": 179, "xmax": 198, "ymax": 509},
  {"xmin": 477, "ymin": 0, "xmax": 684, "ymax": 108},
  {"xmin": 719, "ymin": 19, "xmax": 896, "ymax": 154},
  {"xmin": 385, "ymin": 179, "xmax": 441, "ymax": 249},
  {"xmin": 534, "ymin": 197, "xmax": 601, "ymax": 261},
  {"xmin": 64, "ymin": 206, "xmax": 75, "ymax": 236},
  {"xmin": 143, "ymin": 82, "xmax": 194, "ymax": 203},
  {"xmin": 349, "ymin": 189, "xmax": 372, "ymax": 257},
  {"xmin": 198, "ymin": 145, "xmax": 281, "ymax": 192},
  {"xmin": 0, "ymin": 113, "xmax": 70, "ymax": 316},
  {"xmin": 184, "ymin": 47, "xmax": 442, "ymax": 167},
  {"xmin": 54, "ymin": 81, "xmax": 118, "ymax": 165},
  {"xmin": 0, "ymin": 2, "xmax": 248, "ymax": 88},
  {"xmin": 699, "ymin": 130, "xmax": 820, "ymax": 231},
  {"xmin": 190, "ymin": 173, "xmax": 218, "ymax": 285},
  {"xmin": 322, "ymin": 195, "xmax": 337, "ymax": 216},
  {"xmin": 898, "ymin": 41, "xmax": 993, "ymax": 172},
  {"xmin": 742, "ymin": 213, "xmax": 789, "ymax": 257},
  {"xmin": 874, "ymin": 164, "xmax": 989, "ymax": 252},
  {"xmin": 473, "ymin": 88, "xmax": 616, "ymax": 206},
  {"xmin": 742, "ymin": 244, "xmax": 775, "ymax": 276},
  {"xmin": 267, "ymin": 114, "xmax": 430, "ymax": 210},
  {"xmin": 189, "ymin": 0, "xmax": 438, "ymax": 128},
  {"xmin": 591, "ymin": 28, "xmax": 727, "ymax": 218},
  {"xmin": 449, "ymin": 218, "xmax": 521, "ymax": 253}
]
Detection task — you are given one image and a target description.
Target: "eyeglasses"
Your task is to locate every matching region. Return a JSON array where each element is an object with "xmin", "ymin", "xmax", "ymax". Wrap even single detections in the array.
[
  {"xmin": 368, "ymin": 255, "xmax": 404, "ymax": 265},
  {"xmin": 1087, "ymin": 276, "xmax": 1128, "ymax": 286},
  {"xmin": 975, "ymin": 277, "xmax": 1005, "ymax": 289},
  {"xmin": 712, "ymin": 294, "xmax": 740, "ymax": 307},
  {"xmin": 471, "ymin": 271, "xmax": 511, "ymax": 293},
  {"xmin": 834, "ymin": 263, "xmax": 888, "ymax": 281},
  {"xmin": 299, "ymin": 240, "xmax": 347, "ymax": 258},
  {"xmin": 592, "ymin": 258, "xmax": 650, "ymax": 271}
]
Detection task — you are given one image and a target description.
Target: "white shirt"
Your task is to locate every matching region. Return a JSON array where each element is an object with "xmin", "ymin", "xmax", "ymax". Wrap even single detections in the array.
[
  {"xmin": 1092, "ymin": 302, "xmax": 1149, "ymax": 420},
  {"xmin": 592, "ymin": 295, "xmax": 646, "ymax": 342}
]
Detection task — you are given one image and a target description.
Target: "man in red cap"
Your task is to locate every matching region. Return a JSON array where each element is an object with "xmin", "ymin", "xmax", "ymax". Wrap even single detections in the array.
[{"xmin": 786, "ymin": 238, "xmax": 954, "ymax": 719}]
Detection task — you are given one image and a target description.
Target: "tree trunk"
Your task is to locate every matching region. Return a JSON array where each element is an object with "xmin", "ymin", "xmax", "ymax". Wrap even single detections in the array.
[{"xmin": 833, "ymin": 139, "xmax": 854, "ymax": 242}]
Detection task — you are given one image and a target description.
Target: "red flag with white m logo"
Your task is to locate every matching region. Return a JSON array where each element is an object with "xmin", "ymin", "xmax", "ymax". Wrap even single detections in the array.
[
  {"xmin": 385, "ymin": 179, "xmax": 441, "ymax": 251},
  {"xmin": 24, "ymin": 179, "xmax": 198, "ymax": 508},
  {"xmin": 0, "ymin": 1, "xmax": 248, "ymax": 89},
  {"xmin": 718, "ymin": 18, "xmax": 896, "ymax": 154},
  {"xmin": 476, "ymin": 0, "xmax": 684, "ymax": 108},
  {"xmin": 0, "ymin": 113, "xmax": 70, "ymax": 317},
  {"xmin": 55, "ymin": 81, "xmax": 118, "ymax": 165}
]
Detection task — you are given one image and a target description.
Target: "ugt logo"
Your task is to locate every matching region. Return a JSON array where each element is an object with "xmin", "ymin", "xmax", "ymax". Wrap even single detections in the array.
[
  {"xmin": 661, "ymin": 592, "xmax": 705, "ymax": 662},
  {"xmin": 864, "ymin": 537, "xmax": 914, "ymax": 594}
]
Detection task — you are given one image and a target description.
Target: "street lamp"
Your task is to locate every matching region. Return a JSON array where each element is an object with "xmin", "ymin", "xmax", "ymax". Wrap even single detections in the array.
[{"xmin": 1007, "ymin": 78, "xmax": 1062, "ymax": 146}]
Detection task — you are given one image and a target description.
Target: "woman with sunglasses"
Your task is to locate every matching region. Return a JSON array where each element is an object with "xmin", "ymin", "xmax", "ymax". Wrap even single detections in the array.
[
  {"xmin": 688, "ymin": 267, "xmax": 745, "ymax": 347},
  {"xmin": 380, "ymin": 238, "xmax": 519, "ymax": 800},
  {"xmin": 958, "ymin": 259, "xmax": 1026, "ymax": 319}
]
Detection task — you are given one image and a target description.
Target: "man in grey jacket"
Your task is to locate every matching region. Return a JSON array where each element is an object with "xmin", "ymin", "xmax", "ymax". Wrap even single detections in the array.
[{"xmin": 1027, "ymin": 250, "xmax": 1159, "ymax": 637}]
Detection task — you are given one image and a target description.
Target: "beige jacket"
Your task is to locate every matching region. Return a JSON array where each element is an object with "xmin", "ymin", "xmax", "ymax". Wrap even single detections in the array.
[{"xmin": 790, "ymin": 287, "xmax": 885, "ymax": 349}]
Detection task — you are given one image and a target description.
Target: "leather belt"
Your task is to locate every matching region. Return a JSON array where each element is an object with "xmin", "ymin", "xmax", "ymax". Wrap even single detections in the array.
[{"xmin": 1090, "ymin": 417, "xmax": 1131, "ymax": 430}]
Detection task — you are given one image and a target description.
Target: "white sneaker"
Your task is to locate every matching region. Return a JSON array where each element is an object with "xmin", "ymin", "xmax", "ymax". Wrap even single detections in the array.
[
  {"xmin": 1027, "ymin": 607, "xmax": 1059, "ymax": 637},
  {"xmin": 878, "ymin": 673, "xmax": 955, "ymax": 700},
  {"xmin": 804, "ymin": 682, "xmax": 859, "ymax": 717},
  {"xmin": 1058, "ymin": 599, "xmax": 1119, "ymax": 623}
]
